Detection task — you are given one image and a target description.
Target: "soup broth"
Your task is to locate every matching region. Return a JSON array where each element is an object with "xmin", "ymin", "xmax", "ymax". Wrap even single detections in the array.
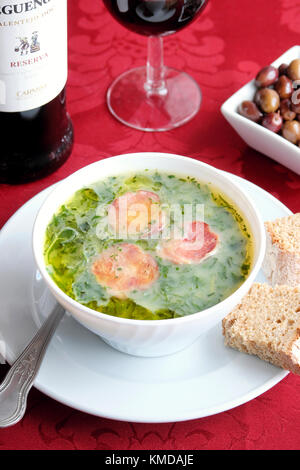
[{"xmin": 44, "ymin": 171, "xmax": 253, "ymax": 320}]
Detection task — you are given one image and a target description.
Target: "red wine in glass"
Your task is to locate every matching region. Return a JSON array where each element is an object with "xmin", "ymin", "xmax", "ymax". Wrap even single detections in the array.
[
  {"xmin": 103, "ymin": 0, "xmax": 207, "ymax": 36},
  {"xmin": 103, "ymin": 0, "xmax": 209, "ymax": 131}
]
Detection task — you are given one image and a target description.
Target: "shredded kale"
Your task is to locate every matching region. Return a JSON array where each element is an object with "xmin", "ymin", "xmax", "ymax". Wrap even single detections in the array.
[{"xmin": 44, "ymin": 171, "xmax": 254, "ymax": 320}]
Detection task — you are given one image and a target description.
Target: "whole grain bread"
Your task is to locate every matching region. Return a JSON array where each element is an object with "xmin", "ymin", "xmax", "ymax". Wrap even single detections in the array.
[
  {"xmin": 222, "ymin": 283, "xmax": 300, "ymax": 375},
  {"xmin": 262, "ymin": 213, "xmax": 300, "ymax": 286}
]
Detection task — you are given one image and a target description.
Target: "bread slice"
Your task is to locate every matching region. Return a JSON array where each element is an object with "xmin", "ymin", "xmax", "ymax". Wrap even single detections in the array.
[
  {"xmin": 222, "ymin": 283, "xmax": 300, "ymax": 375},
  {"xmin": 262, "ymin": 213, "xmax": 300, "ymax": 286}
]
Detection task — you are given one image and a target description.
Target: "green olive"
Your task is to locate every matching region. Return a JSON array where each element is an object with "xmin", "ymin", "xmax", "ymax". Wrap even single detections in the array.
[
  {"xmin": 287, "ymin": 59, "xmax": 300, "ymax": 81},
  {"xmin": 282, "ymin": 120, "xmax": 300, "ymax": 144},
  {"xmin": 255, "ymin": 88, "xmax": 280, "ymax": 113}
]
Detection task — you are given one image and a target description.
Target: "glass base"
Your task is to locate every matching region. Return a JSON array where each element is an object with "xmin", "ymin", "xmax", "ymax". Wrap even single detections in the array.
[{"xmin": 107, "ymin": 66, "xmax": 202, "ymax": 132}]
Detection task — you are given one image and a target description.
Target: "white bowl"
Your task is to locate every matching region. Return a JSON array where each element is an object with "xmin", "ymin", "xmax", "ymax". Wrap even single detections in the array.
[
  {"xmin": 221, "ymin": 45, "xmax": 300, "ymax": 175},
  {"xmin": 33, "ymin": 153, "xmax": 266, "ymax": 357}
]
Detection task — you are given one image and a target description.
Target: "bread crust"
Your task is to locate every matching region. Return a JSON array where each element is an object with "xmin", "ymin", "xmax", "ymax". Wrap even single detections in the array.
[
  {"xmin": 222, "ymin": 283, "xmax": 300, "ymax": 375},
  {"xmin": 263, "ymin": 230, "xmax": 300, "ymax": 286},
  {"xmin": 262, "ymin": 215, "xmax": 300, "ymax": 286}
]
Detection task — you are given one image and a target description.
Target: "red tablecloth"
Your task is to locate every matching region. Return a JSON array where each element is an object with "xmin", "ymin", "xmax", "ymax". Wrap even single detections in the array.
[{"xmin": 1, "ymin": 0, "xmax": 300, "ymax": 451}]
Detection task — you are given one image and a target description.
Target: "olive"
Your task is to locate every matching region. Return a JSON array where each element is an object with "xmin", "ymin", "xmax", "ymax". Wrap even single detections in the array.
[
  {"xmin": 279, "ymin": 63, "xmax": 289, "ymax": 76},
  {"xmin": 255, "ymin": 65, "xmax": 279, "ymax": 88},
  {"xmin": 274, "ymin": 75, "xmax": 293, "ymax": 99},
  {"xmin": 255, "ymin": 88, "xmax": 280, "ymax": 113},
  {"xmin": 291, "ymin": 92, "xmax": 300, "ymax": 113},
  {"xmin": 280, "ymin": 99, "xmax": 296, "ymax": 121},
  {"xmin": 261, "ymin": 113, "xmax": 283, "ymax": 133},
  {"xmin": 238, "ymin": 101, "xmax": 263, "ymax": 122},
  {"xmin": 287, "ymin": 59, "xmax": 300, "ymax": 81},
  {"xmin": 290, "ymin": 87, "xmax": 300, "ymax": 108},
  {"xmin": 282, "ymin": 120, "xmax": 300, "ymax": 143}
]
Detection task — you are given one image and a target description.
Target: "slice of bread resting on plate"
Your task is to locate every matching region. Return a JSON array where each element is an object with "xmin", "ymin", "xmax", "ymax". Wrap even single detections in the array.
[
  {"xmin": 222, "ymin": 283, "xmax": 300, "ymax": 375},
  {"xmin": 262, "ymin": 213, "xmax": 300, "ymax": 286}
]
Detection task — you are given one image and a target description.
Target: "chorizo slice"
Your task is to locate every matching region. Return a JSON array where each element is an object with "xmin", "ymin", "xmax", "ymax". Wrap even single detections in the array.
[
  {"xmin": 108, "ymin": 190, "xmax": 164, "ymax": 238},
  {"xmin": 92, "ymin": 243, "xmax": 159, "ymax": 298},
  {"xmin": 157, "ymin": 221, "xmax": 218, "ymax": 265}
]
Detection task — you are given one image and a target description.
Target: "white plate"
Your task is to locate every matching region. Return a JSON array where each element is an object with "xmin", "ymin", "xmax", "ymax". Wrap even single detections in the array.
[
  {"xmin": 0, "ymin": 173, "xmax": 291, "ymax": 423},
  {"xmin": 221, "ymin": 45, "xmax": 300, "ymax": 175}
]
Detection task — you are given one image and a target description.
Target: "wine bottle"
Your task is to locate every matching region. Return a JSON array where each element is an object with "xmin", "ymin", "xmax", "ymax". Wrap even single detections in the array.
[{"xmin": 0, "ymin": 0, "xmax": 74, "ymax": 184}]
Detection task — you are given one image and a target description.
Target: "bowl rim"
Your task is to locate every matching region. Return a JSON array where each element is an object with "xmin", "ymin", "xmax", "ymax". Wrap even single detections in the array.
[
  {"xmin": 220, "ymin": 45, "xmax": 300, "ymax": 155},
  {"xmin": 32, "ymin": 152, "xmax": 266, "ymax": 326}
]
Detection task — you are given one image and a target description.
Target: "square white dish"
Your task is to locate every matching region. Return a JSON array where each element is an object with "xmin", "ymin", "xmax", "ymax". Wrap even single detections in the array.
[{"xmin": 221, "ymin": 45, "xmax": 300, "ymax": 175}]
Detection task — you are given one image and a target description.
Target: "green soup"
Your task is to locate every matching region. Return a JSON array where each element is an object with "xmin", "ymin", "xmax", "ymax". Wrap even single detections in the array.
[{"xmin": 44, "ymin": 171, "xmax": 253, "ymax": 320}]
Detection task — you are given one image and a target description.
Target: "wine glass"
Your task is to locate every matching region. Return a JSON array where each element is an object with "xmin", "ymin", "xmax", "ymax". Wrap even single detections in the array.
[{"xmin": 103, "ymin": 0, "xmax": 209, "ymax": 131}]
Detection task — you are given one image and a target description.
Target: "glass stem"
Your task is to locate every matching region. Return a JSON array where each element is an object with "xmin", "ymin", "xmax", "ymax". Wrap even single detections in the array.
[{"xmin": 145, "ymin": 36, "xmax": 167, "ymax": 96}]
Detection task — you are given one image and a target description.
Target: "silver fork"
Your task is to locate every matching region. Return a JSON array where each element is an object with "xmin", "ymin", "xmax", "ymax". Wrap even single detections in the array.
[{"xmin": 0, "ymin": 303, "xmax": 65, "ymax": 428}]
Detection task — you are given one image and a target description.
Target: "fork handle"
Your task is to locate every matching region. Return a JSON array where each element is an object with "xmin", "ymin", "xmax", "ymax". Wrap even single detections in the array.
[{"xmin": 0, "ymin": 304, "xmax": 65, "ymax": 428}]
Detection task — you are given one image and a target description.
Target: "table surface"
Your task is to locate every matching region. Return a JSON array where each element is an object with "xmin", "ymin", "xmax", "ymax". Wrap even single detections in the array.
[{"xmin": 1, "ymin": 0, "xmax": 300, "ymax": 451}]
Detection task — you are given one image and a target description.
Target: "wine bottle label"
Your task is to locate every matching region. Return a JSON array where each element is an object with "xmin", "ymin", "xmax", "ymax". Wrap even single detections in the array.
[{"xmin": 0, "ymin": 0, "xmax": 68, "ymax": 112}]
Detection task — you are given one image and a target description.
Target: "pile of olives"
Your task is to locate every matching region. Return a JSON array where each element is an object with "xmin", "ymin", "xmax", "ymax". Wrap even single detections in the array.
[{"xmin": 238, "ymin": 59, "xmax": 300, "ymax": 146}]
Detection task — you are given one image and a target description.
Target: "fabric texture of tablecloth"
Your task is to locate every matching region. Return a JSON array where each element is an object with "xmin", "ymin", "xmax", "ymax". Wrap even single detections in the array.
[{"xmin": 0, "ymin": 0, "xmax": 300, "ymax": 450}]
